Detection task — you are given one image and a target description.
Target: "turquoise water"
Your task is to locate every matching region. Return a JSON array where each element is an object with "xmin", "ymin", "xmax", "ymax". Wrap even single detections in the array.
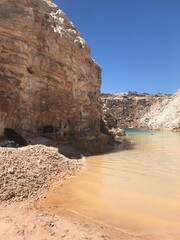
[{"xmin": 125, "ymin": 128, "xmax": 157, "ymax": 134}]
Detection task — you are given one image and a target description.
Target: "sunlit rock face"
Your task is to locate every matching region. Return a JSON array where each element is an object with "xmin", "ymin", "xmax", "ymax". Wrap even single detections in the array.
[
  {"xmin": 101, "ymin": 92, "xmax": 171, "ymax": 129},
  {"xmin": 139, "ymin": 91, "xmax": 180, "ymax": 131},
  {"xmin": 0, "ymin": 0, "xmax": 106, "ymax": 153}
]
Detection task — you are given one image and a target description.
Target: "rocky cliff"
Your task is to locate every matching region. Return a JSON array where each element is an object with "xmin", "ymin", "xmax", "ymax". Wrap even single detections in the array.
[
  {"xmin": 101, "ymin": 92, "xmax": 172, "ymax": 130},
  {"xmin": 0, "ymin": 0, "xmax": 107, "ymax": 153}
]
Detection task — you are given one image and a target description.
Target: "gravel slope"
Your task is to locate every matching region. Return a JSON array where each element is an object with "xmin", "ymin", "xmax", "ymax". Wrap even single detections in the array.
[{"xmin": 0, "ymin": 145, "xmax": 83, "ymax": 202}]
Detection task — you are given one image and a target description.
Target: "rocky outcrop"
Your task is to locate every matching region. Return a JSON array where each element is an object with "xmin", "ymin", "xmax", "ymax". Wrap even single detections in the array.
[
  {"xmin": 100, "ymin": 107, "xmax": 126, "ymax": 143},
  {"xmin": 101, "ymin": 91, "xmax": 180, "ymax": 132},
  {"xmin": 101, "ymin": 92, "xmax": 171, "ymax": 129},
  {"xmin": 140, "ymin": 90, "xmax": 180, "ymax": 131},
  {"xmin": 0, "ymin": 0, "xmax": 107, "ymax": 153}
]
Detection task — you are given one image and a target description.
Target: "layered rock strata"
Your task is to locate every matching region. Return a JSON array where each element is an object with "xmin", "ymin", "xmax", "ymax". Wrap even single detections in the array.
[
  {"xmin": 101, "ymin": 92, "xmax": 171, "ymax": 129},
  {"xmin": 0, "ymin": 0, "xmax": 106, "ymax": 153}
]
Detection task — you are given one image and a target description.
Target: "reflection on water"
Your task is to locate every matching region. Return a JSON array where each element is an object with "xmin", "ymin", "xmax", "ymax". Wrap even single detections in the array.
[{"xmin": 41, "ymin": 129, "xmax": 180, "ymax": 234}]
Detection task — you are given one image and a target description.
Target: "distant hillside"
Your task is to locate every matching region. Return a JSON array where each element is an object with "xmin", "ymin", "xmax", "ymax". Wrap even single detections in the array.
[
  {"xmin": 101, "ymin": 91, "xmax": 180, "ymax": 132},
  {"xmin": 140, "ymin": 90, "xmax": 180, "ymax": 131}
]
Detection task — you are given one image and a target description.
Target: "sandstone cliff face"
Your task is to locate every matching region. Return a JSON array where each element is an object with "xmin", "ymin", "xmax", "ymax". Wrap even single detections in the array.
[
  {"xmin": 0, "ymin": 0, "xmax": 105, "ymax": 152},
  {"xmin": 101, "ymin": 92, "xmax": 171, "ymax": 129},
  {"xmin": 139, "ymin": 90, "xmax": 180, "ymax": 131}
]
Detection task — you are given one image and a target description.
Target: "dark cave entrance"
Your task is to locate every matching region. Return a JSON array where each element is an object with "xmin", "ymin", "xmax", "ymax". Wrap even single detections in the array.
[{"xmin": 3, "ymin": 128, "xmax": 27, "ymax": 146}]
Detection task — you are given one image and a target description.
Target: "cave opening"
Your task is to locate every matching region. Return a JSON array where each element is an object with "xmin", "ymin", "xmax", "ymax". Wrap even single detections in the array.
[
  {"xmin": 3, "ymin": 128, "xmax": 27, "ymax": 146},
  {"xmin": 42, "ymin": 125, "xmax": 54, "ymax": 133}
]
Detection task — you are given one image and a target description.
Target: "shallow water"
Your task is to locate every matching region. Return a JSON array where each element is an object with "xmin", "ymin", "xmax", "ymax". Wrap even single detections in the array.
[{"xmin": 41, "ymin": 129, "xmax": 180, "ymax": 234}]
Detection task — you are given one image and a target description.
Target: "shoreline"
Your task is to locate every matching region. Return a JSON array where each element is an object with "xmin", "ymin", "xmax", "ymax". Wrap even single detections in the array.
[
  {"xmin": 1, "ymin": 188, "xmax": 180, "ymax": 240},
  {"xmin": 0, "ymin": 145, "xmax": 180, "ymax": 240},
  {"xmin": 0, "ymin": 200, "xmax": 144, "ymax": 240}
]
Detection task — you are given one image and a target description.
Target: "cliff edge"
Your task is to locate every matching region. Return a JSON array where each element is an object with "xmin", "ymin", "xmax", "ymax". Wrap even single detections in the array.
[{"xmin": 0, "ymin": 0, "xmax": 108, "ymax": 153}]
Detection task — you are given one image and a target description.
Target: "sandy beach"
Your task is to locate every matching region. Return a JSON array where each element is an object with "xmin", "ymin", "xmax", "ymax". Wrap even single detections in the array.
[
  {"xmin": 1, "ymin": 189, "xmax": 180, "ymax": 240},
  {"xmin": 0, "ymin": 145, "xmax": 180, "ymax": 240}
]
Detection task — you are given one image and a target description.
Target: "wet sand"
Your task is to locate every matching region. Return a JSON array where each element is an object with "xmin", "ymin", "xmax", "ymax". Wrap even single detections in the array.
[
  {"xmin": 0, "ymin": 188, "xmax": 180, "ymax": 240},
  {"xmin": 0, "ymin": 140, "xmax": 180, "ymax": 239}
]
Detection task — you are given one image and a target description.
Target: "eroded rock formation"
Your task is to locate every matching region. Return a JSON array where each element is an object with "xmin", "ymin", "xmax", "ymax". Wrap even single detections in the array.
[
  {"xmin": 0, "ymin": 0, "xmax": 107, "ymax": 153},
  {"xmin": 100, "ymin": 106, "xmax": 126, "ymax": 143}
]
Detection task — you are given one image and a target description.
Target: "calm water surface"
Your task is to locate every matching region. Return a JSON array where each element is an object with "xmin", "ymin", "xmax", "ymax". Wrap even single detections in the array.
[{"xmin": 42, "ymin": 129, "xmax": 180, "ymax": 234}]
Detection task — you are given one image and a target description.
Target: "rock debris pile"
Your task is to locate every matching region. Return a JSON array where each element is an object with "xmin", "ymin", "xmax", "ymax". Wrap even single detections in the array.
[{"xmin": 0, "ymin": 145, "xmax": 82, "ymax": 202}]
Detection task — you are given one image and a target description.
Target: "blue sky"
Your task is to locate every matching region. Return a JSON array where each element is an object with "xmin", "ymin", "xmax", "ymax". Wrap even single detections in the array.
[{"xmin": 54, "ymin": 0, "xmax": 180, "ymax": 94}]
